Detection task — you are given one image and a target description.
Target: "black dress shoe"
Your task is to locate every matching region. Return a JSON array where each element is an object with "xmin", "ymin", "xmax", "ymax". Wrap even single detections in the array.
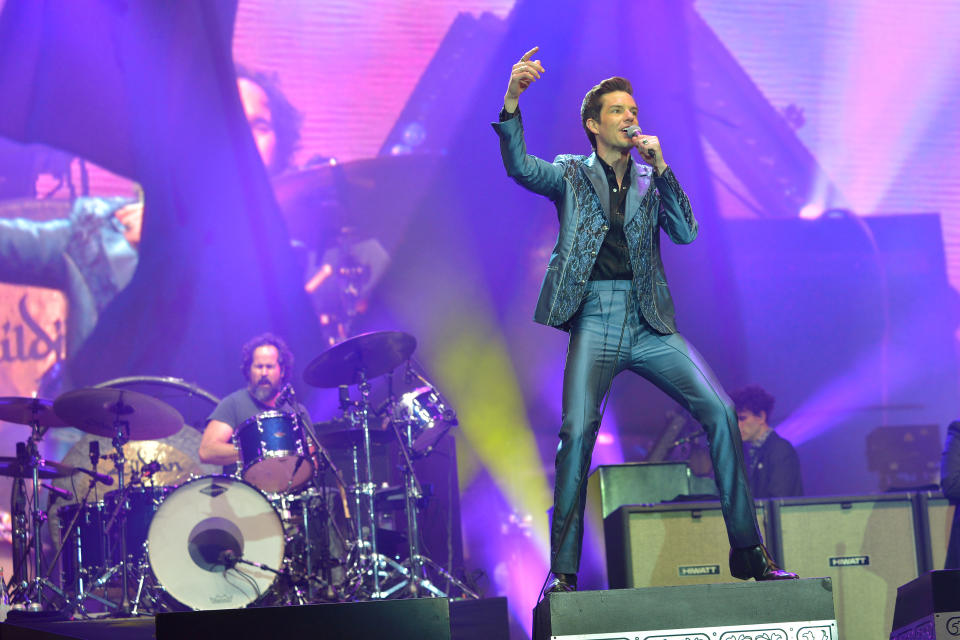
[
  {"xmin": 729, "ymin": 544, "xmax": 799, "ymax": 581},
  {"xmin": 546, "ymin": 573, "xmax": 577, "ymax": 593}
]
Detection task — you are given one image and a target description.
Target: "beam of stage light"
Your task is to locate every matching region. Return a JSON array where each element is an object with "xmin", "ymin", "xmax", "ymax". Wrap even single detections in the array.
[
  {"xmin": 813, "ymin": 2, "xmax": 960, "ymax": 215},
  {"xmin": 431, "ymin": 316, "xmax": 553, "ymax": 637},
  {"xmin": 433, "ymin": 317, "xmax": 552, "ymax": 553}
]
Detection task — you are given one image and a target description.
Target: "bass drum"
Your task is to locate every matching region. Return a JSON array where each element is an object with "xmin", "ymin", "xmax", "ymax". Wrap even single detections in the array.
[{"xmin": 147, "ymin": 475, "xmax": 285, "ymax": 610}]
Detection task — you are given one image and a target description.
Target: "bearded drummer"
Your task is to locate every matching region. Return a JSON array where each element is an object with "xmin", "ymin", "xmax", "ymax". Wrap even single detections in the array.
[{"xmin": 199, "ymin": 332, "xmax": 312, "ymax": 476}]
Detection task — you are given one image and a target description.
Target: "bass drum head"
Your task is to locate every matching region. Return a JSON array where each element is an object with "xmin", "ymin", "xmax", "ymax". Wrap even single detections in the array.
[{"xmin": 147, "ymin": 475, "xmax": 284, "ymax": 610}]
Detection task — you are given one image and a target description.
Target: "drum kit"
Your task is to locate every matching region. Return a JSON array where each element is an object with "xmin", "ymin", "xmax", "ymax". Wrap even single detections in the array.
[{"xmin": 0, "ymin": 330, "xmax": 475, "ymax": 617}]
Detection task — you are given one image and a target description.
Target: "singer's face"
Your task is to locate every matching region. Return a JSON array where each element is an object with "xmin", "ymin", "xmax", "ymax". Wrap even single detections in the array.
[
  {"xmin": 248, "ymin": 345, "xmax": 284, "ymax": 402},
  {"xmin": 589, "ymin": 90, "xmax": 639, "ymax": 153}
]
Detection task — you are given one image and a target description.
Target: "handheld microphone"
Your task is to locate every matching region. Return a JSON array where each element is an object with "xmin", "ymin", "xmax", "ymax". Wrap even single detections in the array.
[
  {"xmin": 74, "ymin": 467, "xmax": 115, "ymax": 486},
  {"xmin": 625, "ymin": 125, "xmax": 656, "ymax": 161},
  {"xmin": 89, "ymin": 441, "xmax": 100, "ymax": 468}
]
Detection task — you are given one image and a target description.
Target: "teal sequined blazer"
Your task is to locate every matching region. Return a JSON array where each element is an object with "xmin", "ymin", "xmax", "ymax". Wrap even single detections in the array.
[{"xmin": 493, "ymin": 113, "xmax": 697, "ymax": 334}]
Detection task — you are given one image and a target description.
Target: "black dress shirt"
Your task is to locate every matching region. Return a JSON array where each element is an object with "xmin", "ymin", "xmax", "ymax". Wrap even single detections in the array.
[{"xmin": 589, "ymin": 155, "xmax": 632, "ymax": 281}]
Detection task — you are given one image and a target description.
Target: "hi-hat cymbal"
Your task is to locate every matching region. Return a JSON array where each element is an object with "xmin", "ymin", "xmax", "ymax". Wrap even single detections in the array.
[
  {"xmin": 0, "ymin": 457, "xmax": 73, "ymax": 479},
  {"xmin": 53, "ymin": 387, "xmax": 183, "ymax": 440},
  {"xmin": 304, "ymin": 331, "xmax": 416, "ymax": 388},
  {"xmin": 0, "ymin": 396, "xmax": 68, "ymax": 428}
]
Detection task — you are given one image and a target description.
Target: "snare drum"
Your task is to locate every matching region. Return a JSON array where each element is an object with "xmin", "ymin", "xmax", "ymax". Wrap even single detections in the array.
[
  {"xmin": 235, "ymin": 410, "xmax": 314, "ymax": 493},
  {"xmin": 146, "ymin": 475, "xmax": 285, "ymax": 610}
]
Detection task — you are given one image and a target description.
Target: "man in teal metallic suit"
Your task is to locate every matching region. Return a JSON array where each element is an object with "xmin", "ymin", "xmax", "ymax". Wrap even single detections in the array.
[{"xmin": 492, "ymin": 47, "xmax": 796, "ymax": 593}]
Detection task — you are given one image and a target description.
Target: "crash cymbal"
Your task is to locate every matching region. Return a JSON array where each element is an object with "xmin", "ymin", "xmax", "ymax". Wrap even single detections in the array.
[
  {"xmin": 317, "ymin": 428, "xmax": 394, "ymax": 450},
  {"xmin": 0, "ymin": 456, "xmax": 73, "ymax": 479},
  {"xmin": 304, "ymin": 331, "xmax": 416, "ymax": 388},
  {"xmin": 53, "ymin": 387, "xmax": 183, "ymax": 440},
  {"xmin": 0, "ymin": 396, "xmax": 68, "ymax": 428}
]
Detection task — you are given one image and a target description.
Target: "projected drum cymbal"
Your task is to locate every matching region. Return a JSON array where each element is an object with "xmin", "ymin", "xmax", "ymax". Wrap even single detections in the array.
[
  {"xmin": 271, "ymin": 154, "xmax": 438, "ymax": 250},
  {"xmin": 54, "ymin": 387, "xmax": 183, "ymax": 440},
  {"xmin": 304, "ymin": 331, "xmax": 416, "ymax": 388}
]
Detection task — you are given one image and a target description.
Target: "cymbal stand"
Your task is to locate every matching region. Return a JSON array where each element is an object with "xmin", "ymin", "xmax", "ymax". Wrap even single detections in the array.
[
  {"xmin": 107, "ymin": 396, "xmax": 133, "ymax": 616},
  {"xmin": 388, "ymin": 419, "xmax": 478, "ymax": 599},
  {"xmin": 344, "ymin": 370, "xmax": 409, "ymax": 599},
  {"xmin": 356, "ymin": 370, "xmax": 382, "ymax": 596},
  {"xmin": 102, "ymin": 467, "xmax": 156, "ymax": 616},
  {"xmin": 11, "ymin": 422, "xmax": 67, "ymax": 611}
]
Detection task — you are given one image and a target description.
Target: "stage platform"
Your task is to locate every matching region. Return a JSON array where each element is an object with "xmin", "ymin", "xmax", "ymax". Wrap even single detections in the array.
[
  {"xmin": 534, "ymin": 578, "xmax": 837, "ymax": 640},
  {"xmin": 0, "ymin": 597, "xmax": 508, "ymax": 640}
]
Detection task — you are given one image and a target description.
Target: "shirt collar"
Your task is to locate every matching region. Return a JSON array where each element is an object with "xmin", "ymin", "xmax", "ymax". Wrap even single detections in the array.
[
  {"xmin": 595, "ymin": 154, "xmax": 632, "ymax": 186},
  {"xmin": 748, "ymin": 428, "xmax": 773, "ymax": 449}
]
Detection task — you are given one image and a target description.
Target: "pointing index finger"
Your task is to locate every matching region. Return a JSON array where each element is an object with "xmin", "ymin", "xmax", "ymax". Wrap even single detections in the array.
[{"xmin": 520, "ymin": 46, "xmax": 539, "ymax": 62}]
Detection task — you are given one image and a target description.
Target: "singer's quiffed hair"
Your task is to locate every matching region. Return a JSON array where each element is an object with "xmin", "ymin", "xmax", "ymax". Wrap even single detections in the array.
[
  {"xmin": 240, "ymin": 333, "xmax": 294, "ymax": 384},
  {"xmin": 730, "ymin": 385, "xmax": 776, "ymax": 423},
  {"xmin": 581, "ymin": 77, "xmax": 633, "ymax": 150}
]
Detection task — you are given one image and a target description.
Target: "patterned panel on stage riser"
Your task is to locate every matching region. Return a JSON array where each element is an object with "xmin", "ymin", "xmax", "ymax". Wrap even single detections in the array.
[
  {"xmin": 533, "ymin": 580, "xmax": 836, "ymax": 640},
  {"xmin": 890, "ymin": 570, "xmax": 960, "ymax": 640}
]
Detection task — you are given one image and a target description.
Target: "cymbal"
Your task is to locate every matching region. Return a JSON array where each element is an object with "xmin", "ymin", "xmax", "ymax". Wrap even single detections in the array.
[
  {"xmin": 0, "ymin": 456, "xmax": 73, "ymax": 479},
  {"xmin": 0, "ymin": 397, "xmax": 68, "ymax": 428},
  {"xmin": 92, "ymin": 375, "xmax": 220, "ymax": 430},
  {"xmin": 270, "ymin": 154, "xmax": 438, "ymax": 250},
  {"xmin": 317, "ymin": 428, "xmax": 394, "ymax": 450},
  {"xmin": 54, "ymin": 387, "xmax": 183, "ymax": 440},
  {"xmin": 304, "ymin": 331, "xmax": 416, "ymax": 388}
]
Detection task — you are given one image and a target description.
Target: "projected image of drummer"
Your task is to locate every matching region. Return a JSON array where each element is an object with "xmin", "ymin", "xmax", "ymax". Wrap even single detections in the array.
[{"xmin": 199, "ymin": 333, "xmax": 314, "ymax": 494}]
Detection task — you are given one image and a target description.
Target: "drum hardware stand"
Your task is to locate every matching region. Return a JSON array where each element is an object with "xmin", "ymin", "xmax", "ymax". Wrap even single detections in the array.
[
  {"xmin": 339, "ymin": 372, "xmax": 405, "ymax": 599},
  {"xmin": 8, "ymin": 426, "xmax": 68, "ymax": 612},
  {"xmin": 383, "ymin": 420, "xmax": 478, "ymax": 600},
  {"xmin": 300, "ymin": 468, "xmax": 347, "ymax": 603},
  {"xmin": 105, "ymin": 394, "xmax": 135, "ymax": 617},
  {"xmin": 102, "ymin": 464, "xmax": 161, "ymax": 616},
  {"xmin": 43, "ymin": 479, "xmax": 119, "ymax": 617},
  {"xmin": 282, "ymin": 384, "xmax": 350, "ymax": 602}
]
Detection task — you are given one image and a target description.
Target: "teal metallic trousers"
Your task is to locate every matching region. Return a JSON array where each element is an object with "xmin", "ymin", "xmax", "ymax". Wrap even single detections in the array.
[{"xmin": 550, "ymin": 280, "xmax": 763, "ymax": 574}]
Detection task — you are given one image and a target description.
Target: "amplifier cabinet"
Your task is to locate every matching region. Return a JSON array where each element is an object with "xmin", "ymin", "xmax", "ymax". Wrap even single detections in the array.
[
  {"xmin": 772, "ymin": 494, "xmax": 922, "ymax": 640},
  {"xmin": 604, "ymin": 500, "xmax": 770, "ymax": 589}
]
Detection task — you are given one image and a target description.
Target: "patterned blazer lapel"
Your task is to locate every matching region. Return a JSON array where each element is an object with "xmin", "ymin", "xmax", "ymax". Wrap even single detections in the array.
[
  {"xmin": 625, "ymin": 160, "xmax": 653, "ymax": 227},
  {"xmin": 582, "ymin": 153, "xmax": 610, "ymax": 219}
]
